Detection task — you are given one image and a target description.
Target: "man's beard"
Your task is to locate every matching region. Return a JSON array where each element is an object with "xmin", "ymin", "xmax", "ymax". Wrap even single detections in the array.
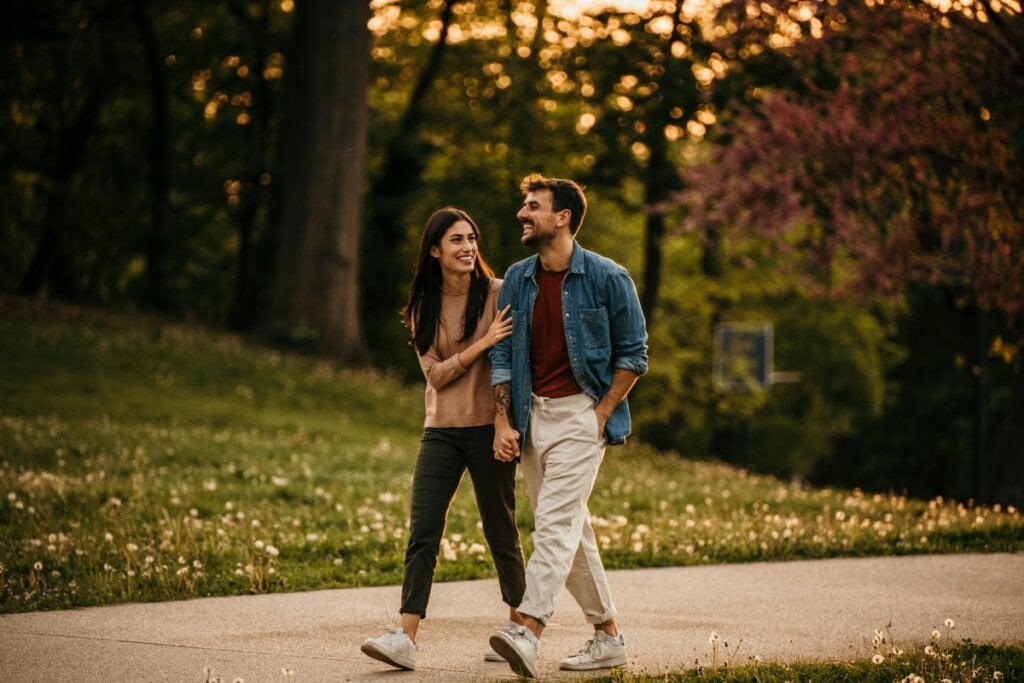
[{"xmin": 521, "ymin": 225, "xmax": 553, "ymax": 249}]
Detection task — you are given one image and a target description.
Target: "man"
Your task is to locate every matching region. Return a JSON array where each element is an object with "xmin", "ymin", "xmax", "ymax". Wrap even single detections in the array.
[{"xmin": 488, "ymin": 173, "xmax": 649, "ymax": 677}]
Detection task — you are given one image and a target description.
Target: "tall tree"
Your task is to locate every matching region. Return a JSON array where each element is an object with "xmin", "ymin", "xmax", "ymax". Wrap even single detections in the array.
[
  {"xmin": 130, "ymin": 0, "xmax": 171, "ymax": 310},
  {"xmin": 361, "ymin": 0, "xmax": 454, "ymax": 365},
  {"xmin": 265, "ymin": 0, "xmax": 369, "ymax": 364},
  {"xmin": 225, "ymin": 0, "xmax": 284, "ymax": 330}
]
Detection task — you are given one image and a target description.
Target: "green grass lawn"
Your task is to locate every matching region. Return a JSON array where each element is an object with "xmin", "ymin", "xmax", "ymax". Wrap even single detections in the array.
[
  {"xmin": 1, "ymin": 295, "xmax": 1022, "ymax": 617},
  {"xmin": 591, "ymin": 641, "xmax": 1023, "ymax": 682}
]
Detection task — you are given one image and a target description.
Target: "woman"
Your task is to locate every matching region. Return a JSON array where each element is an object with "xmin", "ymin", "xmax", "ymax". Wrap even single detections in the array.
[{"xmin": 360, "ymin": 207, "xmax": 526, "ymax": 671}]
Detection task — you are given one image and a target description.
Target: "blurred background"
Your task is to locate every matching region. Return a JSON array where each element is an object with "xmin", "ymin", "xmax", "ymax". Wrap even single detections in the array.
[{"xmin": 3, "ymin": 0, "xmax": 1021, "ymax": 505}]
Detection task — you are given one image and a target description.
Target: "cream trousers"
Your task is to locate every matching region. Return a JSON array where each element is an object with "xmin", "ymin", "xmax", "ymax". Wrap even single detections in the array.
[{"xmin": 517, "ymin": 392, "xmax": 617, "ymax": 625}]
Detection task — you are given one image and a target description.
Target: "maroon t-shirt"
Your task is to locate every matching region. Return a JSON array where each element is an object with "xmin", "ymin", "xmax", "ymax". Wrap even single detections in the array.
[{"xmin": 531, "ymin": 267, "xmax": 583, "ymax": 398}]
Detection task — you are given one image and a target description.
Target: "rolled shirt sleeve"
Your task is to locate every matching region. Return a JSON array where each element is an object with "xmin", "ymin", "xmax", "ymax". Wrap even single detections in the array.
[{"xmin": 607, "ymin": 269, "xmax": 649, "ymax": 377}]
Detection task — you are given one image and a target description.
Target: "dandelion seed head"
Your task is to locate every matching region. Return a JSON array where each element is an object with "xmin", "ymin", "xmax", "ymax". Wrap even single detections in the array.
[
  {"xmin": 872, "ymin": 654, "xmax": 884, "ymax": 664},
  {"xmin": 924, "ymin": 645, "xmax": 936, "ymax": 656},
  {"xmin": 104, "ymin": 532, "xmax": 114, "ymax": 542},
  {"xmin": 944, "ymin": 618, "xmax": 955, "ymax": 628},
  {"xmin": 33, "ymin": 561, "xmax": 43, "ymax": 571},
  {"xmin": 254, "ymin": 540, "xmax": 265, "ymax": 549},
  {"xmin": 931, "ymin": 629, "xmax": 941, "ymax": 640},
  {"xmin": 709, "ymin": 631, "xmax": 719, "ymax": 644},
  {"xmin": 266, "ymin": 545, "xmax": 279, "ymax": 557}
]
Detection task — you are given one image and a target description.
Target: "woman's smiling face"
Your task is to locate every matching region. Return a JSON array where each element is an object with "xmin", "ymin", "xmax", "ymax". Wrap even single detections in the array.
[{"xmin": 430, "ymin": 220, "xmax": 479, "ymax": 276}]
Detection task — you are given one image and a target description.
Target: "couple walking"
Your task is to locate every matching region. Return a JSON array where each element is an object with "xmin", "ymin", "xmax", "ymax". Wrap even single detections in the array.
[{"xmin": 360, "ymin": 174, "xmax": 649, "ymax": 677}]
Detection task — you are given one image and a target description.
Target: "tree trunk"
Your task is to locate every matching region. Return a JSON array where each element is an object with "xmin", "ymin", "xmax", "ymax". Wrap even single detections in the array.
[
  {"xmin": 18, "ymin": 91, "xmax": 101, "ymax": 297},
  {"xmin": 362, "ymin": 1, "xmax": 454, "ymax": 363},
  {"xmin": 265, "ymin": 0, "xmax": 368, "ymax": 365},
  {"xmin": 227, "ymin": 1, "xmax": 276, "ymax": 331},
  {"xmin": 131, "ymin": 0, "xmax": 171, "ymax": 309},
  {"xmin": 986, "ymin": 357, "xmax": 1024, "ymax": 507}
]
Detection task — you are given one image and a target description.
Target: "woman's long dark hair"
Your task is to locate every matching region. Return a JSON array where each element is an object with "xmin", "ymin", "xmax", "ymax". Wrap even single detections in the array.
[{"xmin": 402, "ymin": 207, "xmax": 495, "ymax": 355}]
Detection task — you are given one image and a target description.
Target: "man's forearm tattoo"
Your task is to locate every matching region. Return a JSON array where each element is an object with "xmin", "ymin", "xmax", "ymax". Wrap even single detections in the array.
[{"xmin": 494, "ymin": 382, "xmax": 512, "ymax": 417}]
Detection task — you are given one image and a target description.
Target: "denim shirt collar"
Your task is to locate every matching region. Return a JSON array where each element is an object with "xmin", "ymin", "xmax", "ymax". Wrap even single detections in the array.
[{"xmin": 520, "ymin": 242, "xmax": 586, "ymax": 279}]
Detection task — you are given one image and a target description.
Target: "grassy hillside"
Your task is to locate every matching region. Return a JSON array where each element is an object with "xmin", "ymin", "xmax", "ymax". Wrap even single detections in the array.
[{"xmin": 1, "ymin": 296, "xmax": 1021, "ymax": 613}]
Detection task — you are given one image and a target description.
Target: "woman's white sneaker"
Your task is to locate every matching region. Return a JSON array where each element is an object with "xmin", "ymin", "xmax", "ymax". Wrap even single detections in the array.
[
  {"xmin": 360, "ymin": 628, "xmax": 417, "ymax": 670},
  {"xmin": 559, "ymin": 631, "xmax": 627, "ymax": 671}
]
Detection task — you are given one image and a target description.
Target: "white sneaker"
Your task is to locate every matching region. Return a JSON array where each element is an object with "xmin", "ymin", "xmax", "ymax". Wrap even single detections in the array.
[
  {"xmin": 485, "ymin": 620, "xmax": 522, "ymax": 661},
  {"xmin": 560, "ymin": 631, "xmax": 627, "ymax": 671},
  {"xmin": 360, "ymin": 628, "xmax": 416, "ymax": 670},
  {"xmin": 489, "ymin": 622, "xmax": 540, "ymax": 678}
]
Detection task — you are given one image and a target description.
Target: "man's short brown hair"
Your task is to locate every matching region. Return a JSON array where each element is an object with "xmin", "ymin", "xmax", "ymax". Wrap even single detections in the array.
[{"xmin": 520, "ymin": 173, "xmax": 588, "ymax": 235}]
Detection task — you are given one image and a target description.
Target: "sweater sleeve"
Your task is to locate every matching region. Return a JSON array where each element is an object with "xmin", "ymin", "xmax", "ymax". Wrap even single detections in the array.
[{"xmin": 417, "ymin": 344, "xmax": 469, "ymax": 391}]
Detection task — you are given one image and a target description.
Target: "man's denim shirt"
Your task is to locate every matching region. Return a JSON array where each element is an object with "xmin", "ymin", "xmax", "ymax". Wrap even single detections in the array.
[{"xmin": 490, "ymin": 242, "xmax": 649, "ymax": 445}]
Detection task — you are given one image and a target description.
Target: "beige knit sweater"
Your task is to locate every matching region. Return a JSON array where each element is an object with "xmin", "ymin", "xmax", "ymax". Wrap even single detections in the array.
[{"xmin": 416, "ymin": 278, "xmax": 501, "ymax": 428}]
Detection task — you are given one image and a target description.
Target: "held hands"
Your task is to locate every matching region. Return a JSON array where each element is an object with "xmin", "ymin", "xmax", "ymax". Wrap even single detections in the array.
[
  {"xmin": 493, "ymin": 423, "xmax": 521, "ymax": 462},
  {"xmin": 482, "ymin": 305, "xmax": 513, "ymax": 349}
]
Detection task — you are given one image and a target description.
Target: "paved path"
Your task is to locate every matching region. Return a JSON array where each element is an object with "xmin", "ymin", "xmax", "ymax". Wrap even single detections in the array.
[{"xmin": 1, "ymin": 553, "xmax": 1022, "ymax": 682}]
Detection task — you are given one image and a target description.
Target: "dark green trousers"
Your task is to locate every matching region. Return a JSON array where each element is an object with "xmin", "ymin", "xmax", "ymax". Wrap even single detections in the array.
[{"xmin": 400, "ymin": 425, "xmax": 526, "ymax": 617}]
